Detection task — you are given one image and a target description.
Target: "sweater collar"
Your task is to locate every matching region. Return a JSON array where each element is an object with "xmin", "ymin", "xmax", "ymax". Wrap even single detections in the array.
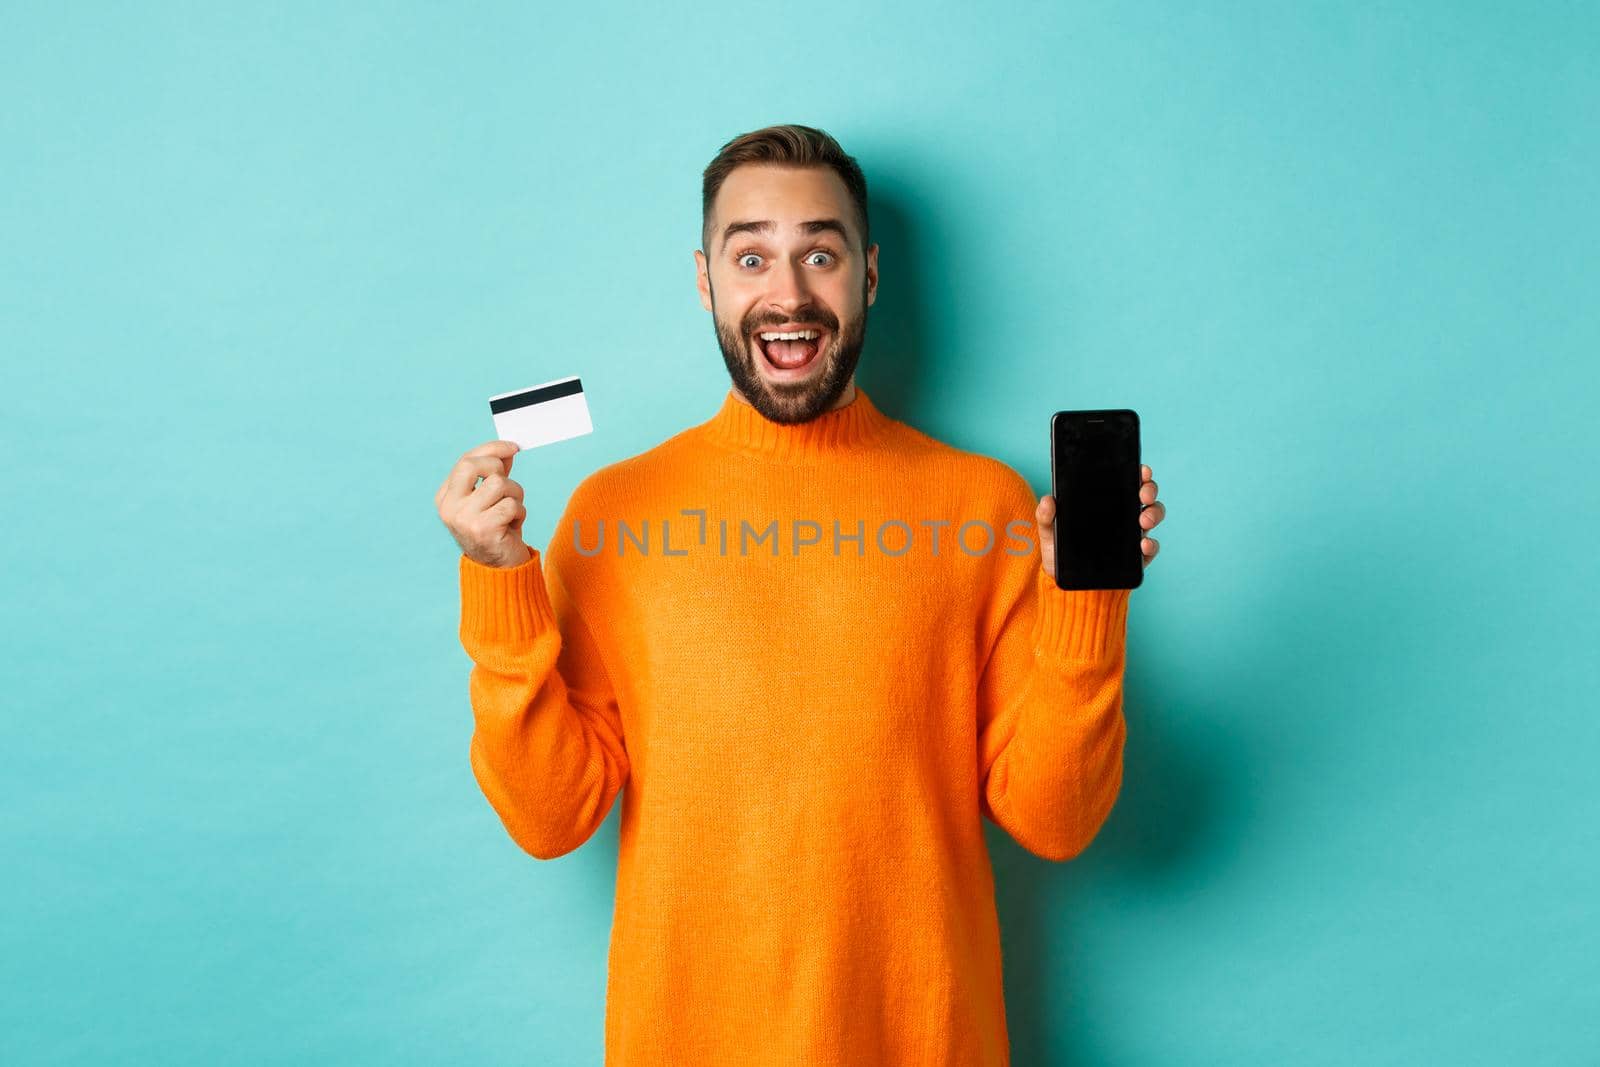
[{"xmin": 696, "ymin": 385, "xmax": 895, "ymax": 460}]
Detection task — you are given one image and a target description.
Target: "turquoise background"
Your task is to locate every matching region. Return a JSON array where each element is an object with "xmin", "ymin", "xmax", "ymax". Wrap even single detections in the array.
[{"xmin": 3, "ymin": 3, "xmax": 1596, "ymax": 1064}]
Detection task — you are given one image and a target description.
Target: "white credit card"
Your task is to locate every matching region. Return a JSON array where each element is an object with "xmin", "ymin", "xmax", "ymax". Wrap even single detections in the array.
[{"xmin": 489, "ymin": 376, "xmax": 593, "ymax": 450}]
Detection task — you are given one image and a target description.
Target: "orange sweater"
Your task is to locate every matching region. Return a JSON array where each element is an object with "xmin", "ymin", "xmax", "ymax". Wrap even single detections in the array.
[{"xmin": 458, "ymin": 386, "xmax": 1131, "ymax": 1066}]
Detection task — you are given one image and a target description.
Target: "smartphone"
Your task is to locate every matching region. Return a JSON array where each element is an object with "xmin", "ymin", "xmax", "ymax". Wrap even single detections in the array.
[{"xmin": 1049, "ymin": 409, "xmax": 1143, "ymax": 590}]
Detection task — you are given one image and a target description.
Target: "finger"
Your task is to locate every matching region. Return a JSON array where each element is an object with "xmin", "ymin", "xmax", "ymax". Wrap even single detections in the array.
[
  {"xmin": 462, "ymin": 468, "xmax": 523, "ymax": 518},
  {"xmin": 440, "ymin": 455, "xmax": 506, "ymax": 511},
  {"xmin": 1140, "ymin": 479, "xmax": 1158, "ymax": 504},
  {"xmin": 466, "ymin": 440, "xmax": 522, "ymax": 483},
  {"xmin": 439, "ymin": 443, "xmax": 520, "ymax": 508},
  {"xmin": 1140, "ymin": 501, "xmax": 1166, "ymax": 530},
  {"xmin": 1036, "ymin": 493, "xmax": 1056, "ymax": 524},
  {"xmin": 1141, "ymin": 464, "xmax": 1151, "ymax": 481},
  {"xmin": 1142, "ymin": 536, "xmax": 1159, "ymax": 566},
  {"xmin": 484, "ymin": 494, "xmax": 525, "ymax": 529},
  {"xmin": 479, "ymin": 473, "xmax": 525, "ymax": 505}
]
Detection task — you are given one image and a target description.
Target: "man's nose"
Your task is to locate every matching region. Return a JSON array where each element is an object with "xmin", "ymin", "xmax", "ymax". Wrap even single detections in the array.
[{"xmin": 766, "ymin": 257, "xmax": 813, "ymax": 314}]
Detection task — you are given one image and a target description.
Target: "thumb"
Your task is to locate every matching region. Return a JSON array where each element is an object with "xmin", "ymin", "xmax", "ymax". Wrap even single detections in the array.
[
  {"xmin": 499, "ymin": 440, "xmax": 520, "ymax": 477},
  {"xmin": 1035, "ymin": 495, "xmax": 1057, "ymax": 578}
]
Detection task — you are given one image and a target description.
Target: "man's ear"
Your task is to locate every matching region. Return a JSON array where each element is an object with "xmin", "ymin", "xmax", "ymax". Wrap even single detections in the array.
[
  {"xmin": 694, "ymin": 249, "xmax": 713, "ymax": 312},
  {"xmin": 865, "ymin": 243, "xmax": 880, "ymax": 307}
]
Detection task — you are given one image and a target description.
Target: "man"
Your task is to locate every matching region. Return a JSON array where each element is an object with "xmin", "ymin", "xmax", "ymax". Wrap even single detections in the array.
[{"xmin": 435, "ymin": 124, "xmax": 1166, "ymax": 1066}]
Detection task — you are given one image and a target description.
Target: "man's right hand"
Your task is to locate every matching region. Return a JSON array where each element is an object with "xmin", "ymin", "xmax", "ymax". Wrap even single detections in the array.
[{"xmin": 436, "ymin": 440, "xmax": 533, "ymax": 569}]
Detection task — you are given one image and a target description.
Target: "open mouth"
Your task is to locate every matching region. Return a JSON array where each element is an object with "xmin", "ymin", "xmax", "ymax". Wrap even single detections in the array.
[{"xmin": 754, "ymin": 327, "xmax": 827, "ymax": 373}]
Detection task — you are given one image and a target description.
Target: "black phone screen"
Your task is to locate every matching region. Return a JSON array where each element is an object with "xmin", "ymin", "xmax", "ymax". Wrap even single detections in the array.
[{"xmin": 1050, "ymin": 409, "xmax": 1143, "ymax": 590}]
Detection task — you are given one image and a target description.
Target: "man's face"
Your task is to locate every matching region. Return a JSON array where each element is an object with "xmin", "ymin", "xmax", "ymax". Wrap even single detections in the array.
[{"xmin": 695, "ymin": 164, "xmax": 879, "ymax": 424}]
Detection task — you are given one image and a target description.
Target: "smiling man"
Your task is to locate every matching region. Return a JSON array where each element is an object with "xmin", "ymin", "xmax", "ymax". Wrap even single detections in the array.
[
  {"xmin": 438, "ymin": 124, "xmax": 1166, "ymax": 1066},
  {"xmin": 697, "ymin": 158, "xmax": 871, "ymax": 424}
]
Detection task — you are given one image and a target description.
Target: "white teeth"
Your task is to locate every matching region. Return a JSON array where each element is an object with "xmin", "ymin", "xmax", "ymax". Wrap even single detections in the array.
[{"xmin": 758, "ymin": 330, "xmax": 820, "ymax": 341}]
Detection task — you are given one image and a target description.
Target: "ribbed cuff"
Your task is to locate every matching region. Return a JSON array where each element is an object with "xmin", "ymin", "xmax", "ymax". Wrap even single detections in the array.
[
  {"xmin": 1031, "ymin": 567, "xmax": 1131, "ymax": 662},
  {"xmin": 459, "ymin": 548, "xmax": 558, "ymax": 645}
]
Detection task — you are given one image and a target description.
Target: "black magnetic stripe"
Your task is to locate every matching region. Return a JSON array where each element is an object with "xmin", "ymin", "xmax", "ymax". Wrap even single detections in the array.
[{"xmin": 490, "ymin": 378, "xmax": 584, "ymax": 414}]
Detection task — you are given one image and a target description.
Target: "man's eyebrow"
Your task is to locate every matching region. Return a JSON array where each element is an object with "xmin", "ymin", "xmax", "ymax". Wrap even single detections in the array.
[{"xmin": 719, "ymin": 218, "xmax": 851, "ymax": 253}]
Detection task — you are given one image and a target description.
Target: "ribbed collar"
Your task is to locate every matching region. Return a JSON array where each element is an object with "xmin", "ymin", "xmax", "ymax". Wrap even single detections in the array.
[{"xmin": 695, "ymin": 386, "xmax": 897, "ymax": 461}]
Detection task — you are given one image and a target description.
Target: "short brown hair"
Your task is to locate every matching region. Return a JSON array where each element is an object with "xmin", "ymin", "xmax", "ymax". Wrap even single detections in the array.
[{"xmin": 701, "ymin": 124, "xmax": 870, "ymax": 255}]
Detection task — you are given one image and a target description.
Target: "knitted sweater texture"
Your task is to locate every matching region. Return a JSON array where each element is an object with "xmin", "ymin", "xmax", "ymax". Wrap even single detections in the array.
[{"xmin": 457, "ymin": 386, "xmax": 1131, "ymax": 1065}]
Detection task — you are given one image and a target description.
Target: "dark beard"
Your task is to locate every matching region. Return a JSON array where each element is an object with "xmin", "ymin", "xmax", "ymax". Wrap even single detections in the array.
[{"xmin": 710, "ymin": 279, "xmax": 868, "ymax": 425}]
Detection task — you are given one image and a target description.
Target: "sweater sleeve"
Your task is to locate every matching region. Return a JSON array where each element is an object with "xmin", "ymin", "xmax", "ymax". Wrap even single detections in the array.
[
  {"xmin": 458, "ymin": 545, "xmax": 630, "ymax": 861},
  {"xmin": 976, "ymin": 485, "xmax": 1132, "ymax": 862}
]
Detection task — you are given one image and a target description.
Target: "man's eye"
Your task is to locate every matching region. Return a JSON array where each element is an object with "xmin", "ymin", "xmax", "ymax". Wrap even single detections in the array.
[{"xmin": 736, "ymin": 249, "xmax": 838, "ymax": 267}]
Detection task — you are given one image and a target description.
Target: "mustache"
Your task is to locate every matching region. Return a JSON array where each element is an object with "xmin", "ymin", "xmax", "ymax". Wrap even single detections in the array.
[{"xmin": 746, "ymin": 310, "xmax": 839, "ymax": 332}]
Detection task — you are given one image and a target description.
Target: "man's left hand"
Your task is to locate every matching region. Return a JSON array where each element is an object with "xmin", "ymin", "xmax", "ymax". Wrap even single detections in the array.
[{"xmin": 1036, "ymin": 464, "xmax": 1164, "ymax": 581}]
